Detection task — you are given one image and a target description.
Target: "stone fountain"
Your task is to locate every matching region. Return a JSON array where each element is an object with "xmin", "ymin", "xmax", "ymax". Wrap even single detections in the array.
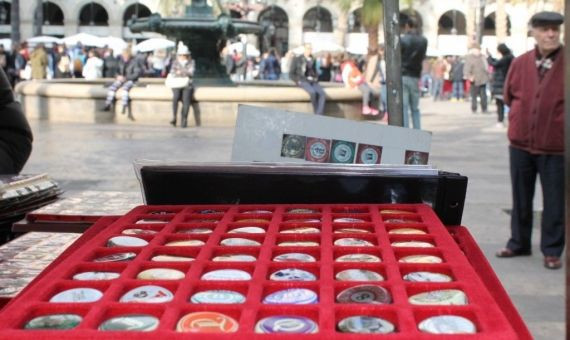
[{"xmin": 129, "ymin": 0, "xmax": 263, "ymax": 85}]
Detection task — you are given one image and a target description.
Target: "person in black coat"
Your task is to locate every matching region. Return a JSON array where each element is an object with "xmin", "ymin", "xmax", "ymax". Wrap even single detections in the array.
[
  {"xmin": 289, "ymin": 43, "xmax": 326, "ymax": 115},
  {"xmin": 0, "ymin": 67, "xmax": 33, "ymax": 174},
  {"xmin": 487, "ymin": 43, "xmax": 514, "ymax": 126}
]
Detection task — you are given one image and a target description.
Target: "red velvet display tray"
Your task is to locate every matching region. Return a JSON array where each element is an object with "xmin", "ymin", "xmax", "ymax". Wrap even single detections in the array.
[{"xmin": 0, "ymin": 204, "xmax": 526, "ymax": 339}]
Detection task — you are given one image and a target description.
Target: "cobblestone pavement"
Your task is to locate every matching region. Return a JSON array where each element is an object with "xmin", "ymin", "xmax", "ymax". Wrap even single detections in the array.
[{"xmin": 22, "ymin": 98, "xmax": 564, "ymax": 339}]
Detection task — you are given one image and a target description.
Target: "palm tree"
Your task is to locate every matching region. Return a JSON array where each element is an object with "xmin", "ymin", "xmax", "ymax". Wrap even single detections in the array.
[{"xmin": 336, "ymin": 0, "xmax": 414, "ymax": 56}]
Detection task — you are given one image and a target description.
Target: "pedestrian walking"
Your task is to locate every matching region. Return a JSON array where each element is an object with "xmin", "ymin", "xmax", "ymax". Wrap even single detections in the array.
[
  {"xmin": 400, "ymin": 17, "xmax": 427, "ymax": 129},
  {"xmin": 487, "ymin": 44, "xmax": 514, "ymax": 127},
  {"xmin": 166, "ymin": 44, "xmax": 196, "ymax": 128},
  {"xmin": 495, "ymin": 11, "xmax": 565, "ymax": 270},
  {"xmin": 289, "ymin": 43, "xmax": 326, "ymax": 115},
  {"xmin": 450, "ymin": 56, "xmax": 465, "ymax": 101},
  {"xmin": 464, "ymin": 44, "xmax": 490, "ymax": 113}
]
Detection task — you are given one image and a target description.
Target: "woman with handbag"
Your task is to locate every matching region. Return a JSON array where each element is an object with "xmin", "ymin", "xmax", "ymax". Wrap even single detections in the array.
[{"xmin": 166, "ymin": 43, "xmax": 195, "ymax": 128}]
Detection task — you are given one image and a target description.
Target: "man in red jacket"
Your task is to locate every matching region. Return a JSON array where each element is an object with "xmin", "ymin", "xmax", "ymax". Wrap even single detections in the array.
[{"xmin": 496, "ymin": 11, "xmax": 564, "ymax": 269}]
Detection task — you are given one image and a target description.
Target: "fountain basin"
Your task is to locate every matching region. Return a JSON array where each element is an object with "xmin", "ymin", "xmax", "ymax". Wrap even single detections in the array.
[{"xmin": 15, "ymin": 79, "xmax": 365, "ymax": 126}]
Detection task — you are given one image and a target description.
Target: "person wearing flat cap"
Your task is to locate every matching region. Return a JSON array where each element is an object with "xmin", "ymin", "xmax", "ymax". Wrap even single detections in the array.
[
  {"xmin": 496, "ymin": 11, "xmax": 565, "ymax": 270},
  {"xmin": 166, "ymin": 43, "xmax": 196, "ymax": 128}
]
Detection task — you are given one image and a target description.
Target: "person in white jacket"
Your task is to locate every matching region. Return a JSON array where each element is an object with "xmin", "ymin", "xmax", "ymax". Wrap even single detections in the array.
[{"xmin": 82, "ymin": 49, "xmax": 103, "ymax": 80}]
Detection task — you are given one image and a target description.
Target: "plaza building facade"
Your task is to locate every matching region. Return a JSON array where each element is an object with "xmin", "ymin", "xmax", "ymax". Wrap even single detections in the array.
[{"xmin": 1, "ymin": 0, "xmax": 563, "ymax": 56}]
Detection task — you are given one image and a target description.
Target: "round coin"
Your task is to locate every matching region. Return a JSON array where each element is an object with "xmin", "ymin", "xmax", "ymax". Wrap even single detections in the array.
[
  {"xmin": 201, "ymin": 269, "xmax": 251, "ymax": 281},
  {"xmin": 122, "ymin": 229, "xmax": 158, "ymax": 236},
  {"xmin": 151, "ymin": 255, "xmax": 194, "ymax": 262},
  {"xmin": 263, "ymin": 288, "xmax": 318, "ymax": 304},
  {"xmin": 236, "ymin": 218, "xmax": 269, "ymax": 223},
  {"xmin": 242, "ymin": 210, "xmax": 273, "ymax": 214},
  {"xmin": 255, "ymin": 316, "xmax": 318, "ymax": 334},
  {"xmin": 391, "ymin": 241, "xmax": 434, "ymax": 248},
  {"xmin": 398, "ymin": 254, "xmax": 443, "ymax": 263},
  {"xmin": 408, "ymin": 289, "xmax": 468, "ymax": 305},
  {"xmin": 73, "ymin": 271, "xmax": 120, "ymax": 281},
  {"xmin": 93, "ymin": 252, "xmax": 137, "ymax": 262},
  {"xmin": 228, "ymin": 227, "xmax": 266, "ymax": 234},
  {"xmin": 336, "ymin": 285, "xmax": 391, "ymax": 304},
  {"xmin": 337, "ymin": 316, "xmax": 395, "ymax": 334},
  {"xmin": 211, "ymin": 254, "xmax": 257, "ymax": 262},
  {"xmin": 418, "ymin": 315, "xmax": 476, "ymax": 334},
  {"xmin": 384, "ymin": 218, "xmax": 418, "ymax": 224},
  {"xmin": 99, "ymin": 315, "xmax": 159, "ymax": 331},
  {"xmin": 403, "ymin": 271, "xmax": 453, "ymax": 283},
  {"xmin": 178, "ymin": 228, "xmax": 212, "ymax": 234},
  {"xmin": 220, "ymin": 238, "xmax": 261, "ymax": 246},
  {"xmin": 165, "ymin": 240, "xmax": 205, "ymax": 247},
  {"xmin": 335, "ymin": 269, "xmax": 384, "ymax": 282},
  {"xmin": 24, "ymin": 314, "xmax": 82, "ymax": 330},
  {"xmin": 388, "ymin": 228, "xmax": 427, "ymax": 235},
  {"xmin": 333, "ymin": 217, "xmax": 366, "ymax": 223},
  {"xmin": 270, "ymin": 268, "xmax": 316, "ymax": 281},
  {"xmin": 107, "ymin": 236, "xmax": 148, "ymax": 248},
  {"xmin": 198, "ymin": 209, "xmax": 223, "ymax": 214},
  {"xmin": 380, "ymin": 209, "xmax": 415, "ymax": 215},
  {"xmin": 191, "ymin": 290, "xmax": 246, "ymax": 304},
  {"xmin": 287, "ymin": 208, "xmax": 318, "ymax": 214},
  {"xmin": 335, "ymin": 254, "xmax": 381, "ymax": 263},
  {"xmin": 278, "ymin": 241, "xmax": 319, "ymax": 247},
  {"xmin": 334, "ymin": 238, "xmax": 374, "ymax": 247},
  {"xmin": 50, "ymin": 288, "xmax": 103, "ymax": 303},
  {"xmin": 177, "ymin": 312, "xmax": 238, "ymax": 333},
  {"xmin": 120, "ymin": 285, "xmax": 174, "ymax": 303},
  {"xmin": 334, "ymin": 228, "xmax": 371, "ymax": 234},
  {"xmin": 280, "ymin": 227, "xmax": 320, "ymax": 234},
  {"xmin": 273, "ymin": 253, "xmax": 316, "ymax": 262},
  {"xmin": 285, "ymin": 219, "xmax": 321, "ymax": 223},
  {"xmin": 136, "ymin": 219, "xmax": 167, "ymax": 224},
  {"xmin": 137, "ymin": 268, "xmax": 185, "ymax": 280}
]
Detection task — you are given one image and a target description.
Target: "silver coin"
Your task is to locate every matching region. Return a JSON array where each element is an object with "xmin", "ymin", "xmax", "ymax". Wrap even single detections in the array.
[
  {"xmin": 335, "ymin": 269, "xmax": 384, "ymax": 281},
  {"xmin": 50, "ymin": 288, "xmax": 103, "ymax": 303},
  {"xmin": 191, "ymin": 290, "xmax": 246, "ymax": 304},
  {"xmin": 403, "ymin": 271, "xmax": 453, "ymax": 282},
  {"xmin": 263, "ymin": 288, "xmax": 318, "ymax": 304},
  {"xmin": 334, "ymin": 228, "xmax": 371, "ymax": 234},
  {"xmin": 73, "ymin": 271, "xmax": 120, "ymax": 281},
  {"xmin": 287, "ymin": 208, "xmax": 319, "ymax": 214},
  {"xmin": 120, "ymin": 285, "xmax": 174, "ymax": 303},
  {"xmin": 178, "ymin": 228, "xmax": 213, "ymax": 234},
  {"xmin": 107, "ymin": 236, "xmax": 148, "ymax": 248},
  {"xmin": 278, "ymin": 241, "xmax": 319, "ymax": 247},
  {"xmin": 136, "ymin": 268, "xmax": 185, "ymax": 280},
  {"xmin": 280, "ymin": 227, "xmax": 321, "ymax": 234},
  {"xmin": 122, "ymin": 229, "xmax": 158, "ymax": 236},
  {"xmin": 212, "ymin": 254, "xmax": 257, "ymax": 262},
  {"xmin": 201, "ymin": 269, "xmax": 252, "ymax": 281},
  {"xmin": 334, "ymin": 217, "xmax": 367, "ymax": 223},
  {"xmin": 335, "ymin": 254, "xmax": 381, "ymax": 263},
  {"xmin": 165, "ymin": 240, "xmax": 205, "ymax": 247},
  {"xmin": 398, "ymin": 255, "xmax": 443, "ymax": 263},
  {"xmin": 151, "ymin": 255, "xmax": 194, "ymax": 262},
  {"xmin": 99, "ymin": 315, "xmax": 159, "ymax": 331},
  {"xmin": 273, "ymin": 253, "xmax": 316, "ymax": 262},
  {"xmin": 24, "ymin": 314, "xmax": 82, "ymax": 330},
  {"xmin": 228, "ymin": 227, "xmax": 266, "ymax": 234},
  {"xmin": 418, "ymin": 315, "xmax": 476, "ymax": 334},
  {"xmin": 408, "ymin": 289, "xmax": 468, "ymax": 305},
  {"xmin": 93, "ymin": 252, "xmax": 137, "ymax": 262},
  {"xmin": 270, "ymin": 268, "xmax": 316, "ymax": 281},
  {"xmin": 220, "ymin": 238, "xmax": 261, "ymax": 246},
  {"xmin": 391, "ymin": 241, "xmax": 434, "ymax": 248},
  {"xmin": 242, "ymin": 210, "xmax": 273, "ymax": 214},
  {"xmin": 336, "ymin": 285, "xmax": 392, "ymax": 304},
  {"xmin": 338, "ymin": 316, "xmax": 395, "ymax": 334},
  {"xmin": 334, "ymin": 238, "xmax": 374, "ymax": 247}
]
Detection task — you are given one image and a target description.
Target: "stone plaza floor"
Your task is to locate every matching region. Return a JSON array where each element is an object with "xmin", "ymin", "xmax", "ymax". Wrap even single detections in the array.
[{"xmin": 22, "ymin": 98, "xmax": 564, "ymax": 339}]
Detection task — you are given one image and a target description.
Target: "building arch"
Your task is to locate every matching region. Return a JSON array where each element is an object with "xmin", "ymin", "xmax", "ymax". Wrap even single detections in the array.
[
  {"xmin": 484, "ymin": 12, "xmax": 511, "ymax": 36},
  {"xmin": 438, "ymin": 9, "xmax": 466, "ymax": 35},
  {"xmin": 258, "ymin": 5, "xmax": 289, "ymax": 55},
  {"xmin": 42, "ymin": 1, "xmax": 64, "ymax": 26},
  {"xmin": 123, "ymin": 3, "xmax": 151, "ymax": 26},
  {"xmin": 77, "ymin": 1, "xmax": 110, "ymax": 26},
  {"xmin": 348, "ymin": 7, "xmax": 364, "ymax": 33},
  {"xmin": 302, "ymin": 6, "xmax": 333, "ymax": 33},
  {"xmin": 0, "ymin": 1, "xmax": 10, "ymax": 25}
]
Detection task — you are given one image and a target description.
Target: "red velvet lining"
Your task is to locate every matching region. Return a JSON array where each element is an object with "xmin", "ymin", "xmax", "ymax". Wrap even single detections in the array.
[{"xmin": 0, "ymin": 205, "xmax": 525, "ymax": 339}]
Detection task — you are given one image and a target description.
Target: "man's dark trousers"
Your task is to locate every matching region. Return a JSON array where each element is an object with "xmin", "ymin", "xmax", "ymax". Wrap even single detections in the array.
[
  {"xmin": 298, "ymin": 80, "xmax": 326, "ymax": 115},
  {"xmin": 470, "ymin": 83, "xmax": 488, "ymax": 113},
  {"xmin": 508, "ymin": 146, "xmax": 565, "ymax": 257}
]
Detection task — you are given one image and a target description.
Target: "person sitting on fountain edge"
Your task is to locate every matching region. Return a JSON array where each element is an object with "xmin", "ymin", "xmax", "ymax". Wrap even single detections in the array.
[
  {"xmin": 103, "ymin": 48, "xmax": 143, "ymax": 120},
  {"xmin": 290, "ymin": 43, "xmax": 326, "ymax": 115}
]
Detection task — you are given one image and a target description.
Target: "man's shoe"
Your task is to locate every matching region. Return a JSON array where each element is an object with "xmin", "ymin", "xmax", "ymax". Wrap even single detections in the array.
[
  {"xmin": 370, "ymin": 108, "xmax": 380, "ymax": 116},
  {"xmin": 495, "ymin": 248, "xmax": 532, "ymax": 258},
  {"xmin": 544, "ymin": 256, "xmax": 562, "ymax": 270},
  {"xmin": 102, "ymin": 103, "xmax": 111, "ymax": 112},
  {"xmin": 170, "ymin": 120, "xmax": 176, "ymax": 127}
]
